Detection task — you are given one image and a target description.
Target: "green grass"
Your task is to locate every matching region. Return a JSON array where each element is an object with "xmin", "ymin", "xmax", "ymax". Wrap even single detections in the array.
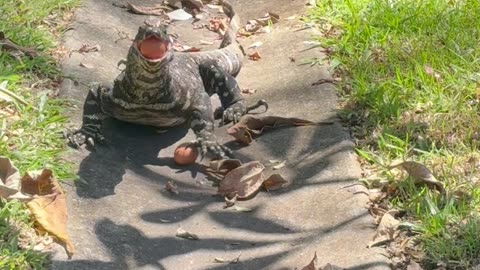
[
  {"xmin": 307, "ymin": 0, "xmax": 480, "ymax": 268},
  {"xmin": 0, "ymin": 0, "xmax": 79, "ymax": 268}
]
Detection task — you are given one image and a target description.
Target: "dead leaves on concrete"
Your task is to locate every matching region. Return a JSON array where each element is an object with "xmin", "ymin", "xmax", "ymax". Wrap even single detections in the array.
[
  {"xmin": 207, "ymin": 159, "xmax": 289, "ymax": 206},
  {"xmin": 238, "ymin": 12, "xmax": 280, "ymax": 37},
  {"xmin": 227, "ymin": 115, "xmax": 332, "ymax": 145},
  {"xmin": 301, "ymin": 252, "xmax": 345, "ymax": 270},
  {"xmin": 0, "ymin": 157, "xmax": 74, "ymax": 258}
]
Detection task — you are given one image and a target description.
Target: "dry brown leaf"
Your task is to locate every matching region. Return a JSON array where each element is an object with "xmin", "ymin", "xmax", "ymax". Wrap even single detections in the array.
[
  {"xmin": 227, "ymin": 115, "xmax": 332, "ymax": 144},
  {"xmin": 127, "ymin": 2, "xmax": 168, "ymax": 16},
  {"xmin": 302, "ymin": 252, "xmax": 318, "ymax": 270},
  {"xmin": 175, "ymin": 227, "xmax": 199, "ymax": 240},
  {"xmin": 0, "ymin": 156, "xmax": 21, "ymax": 199},
  {"xmin": 209, "ymin": 159, "xmax": 242, "ymax": 173},
  {"xmin": 218, "ymin": 161, "xmax": 265, "ymax": 199},
  {"xmin": 388, "ymin": 161, "xmax": 443, "ymax": 191},
  {"xmin": 165, "ymin": 181, "xmax": 179, "ymax": 194},
  {"xmin": 21, "ymin": 169, "xmax": 75, "ymax": 258},
  {"xmin": 368, "ymin": 210, "xmax": 400, "ymax": 248},
  {"xmin": 207, "ymin": 18, "xmax": 227, "ymax": 35},
  {"xmin": 248, "ymin": 51, "xmax": 261, "ymax": 61},
  {"xmin": 263, "ymin": 174, "xmax": 288, "ymax": 191},
  {"xmin": 238, "ymin": 12, "xmax": 280, "ymax": 36}
]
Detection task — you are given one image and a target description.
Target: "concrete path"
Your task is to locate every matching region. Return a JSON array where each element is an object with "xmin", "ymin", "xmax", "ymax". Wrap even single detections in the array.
[{"xmin": 51, "ymin": 0, "xmax": 389, "ymax": 269}]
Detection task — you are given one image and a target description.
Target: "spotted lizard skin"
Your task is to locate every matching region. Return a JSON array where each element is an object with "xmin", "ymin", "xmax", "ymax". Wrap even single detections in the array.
[{"xmin": 67, "ymin": 0, "xmax": 247, "ymax": 158}]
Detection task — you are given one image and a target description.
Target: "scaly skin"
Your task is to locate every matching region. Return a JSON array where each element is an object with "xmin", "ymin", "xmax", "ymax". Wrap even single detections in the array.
[{"xmin": 67, "ymin": 1, "xmax": 250, "ymax": 158}]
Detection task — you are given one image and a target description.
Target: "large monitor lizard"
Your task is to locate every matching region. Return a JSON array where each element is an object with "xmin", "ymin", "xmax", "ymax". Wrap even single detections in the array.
[{"xmin": 67, "ymin": 0, "xmax": 261, "ymax": 159}]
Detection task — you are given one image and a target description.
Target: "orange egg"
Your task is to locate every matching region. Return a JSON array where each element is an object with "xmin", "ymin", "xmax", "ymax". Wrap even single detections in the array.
[{"xmin": 174, "ymin": 143, "xmax": 199, "ymax": 165}]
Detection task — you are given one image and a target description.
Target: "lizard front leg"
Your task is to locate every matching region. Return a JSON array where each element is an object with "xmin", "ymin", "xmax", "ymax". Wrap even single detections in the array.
[
  {"xmin": 66, "ymin": 83, "xmax": 107, "ymax": 148},
  {"xmin": 199, "ymin": 61, "xmax": 247, "ymax": 126},
  {"xmin": 188, "ymin": 92, "xmax": 231, "ymax": 159}
]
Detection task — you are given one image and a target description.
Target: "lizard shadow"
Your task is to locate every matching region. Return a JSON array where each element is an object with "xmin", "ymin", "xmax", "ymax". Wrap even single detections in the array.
[{"xmin": 74, "ymin": 118, "xmax": 193, "ymax": 199}]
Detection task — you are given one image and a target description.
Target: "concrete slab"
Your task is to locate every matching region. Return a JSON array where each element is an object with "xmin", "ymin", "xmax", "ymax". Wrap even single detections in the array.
[{"xmin": 51, "ymin": 0, "xmax": 389, "ymax": 269}]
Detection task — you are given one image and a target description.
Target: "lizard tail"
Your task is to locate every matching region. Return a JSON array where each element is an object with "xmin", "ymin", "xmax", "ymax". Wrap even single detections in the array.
[
  {"xmin": 219, "ymin": 0, "xmax": 242, "ymax": 51},
  {"xmin": 194, "ymin": 0, "xmax": 244, "ymax": 76}
]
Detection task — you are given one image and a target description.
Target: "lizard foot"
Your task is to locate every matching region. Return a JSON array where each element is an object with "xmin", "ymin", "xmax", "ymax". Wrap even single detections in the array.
[
  {"xmin": 220, "ymin": 101, "xmax": 247, "ymax": 126},
  {"xmin": 65, "ymin": 125, "xmax": 106, "ymax": 149},
  {"xmin": 194, "ymin": 134, "xmax": 232, "ymax": 160}
]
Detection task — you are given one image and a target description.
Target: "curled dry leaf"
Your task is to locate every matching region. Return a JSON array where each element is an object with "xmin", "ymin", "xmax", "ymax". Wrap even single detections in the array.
[
  {"xmin": 175, "ymin": 227, "xmax": 199, "ymax": 240},
  {"xmin": 218, "ymin": 161, "xmax": 265, "ymax": 199},
  {"xmin": 263, "ymin": 174, "xmax": 288, "ymax": 191},
  {"xmin": 227, "ymin": 115, "xmax": 332, "ymax": 144},
  {"xmin": 210, "ymin": 159, "xmax": 242, "ymax": 173},
  {"xmin": 207, "ymin": 18, "xmax": 227, "ymax": 35},
  {"xmin": 22, "ymin": 169, "xmax": 75, "ymax": 258},
  {"xmin": 127, "ymin": 2, "xmax": 169, "ymax": 16},
  {"xmin": 248, "ymin": 51, "xmax": 262, "ymax": 61},
  {"xmin": 368, "ymin": 210, "xmax": 400, "ymax": 248},
  {"xmin": 0, "ymin": 157, "xmax": 21, "ymax": 199},
  {"xmin": 388, "ymin": 161, "xmax": 443, "ymax": 191},
  {"xmin": 70, "ymin": 44, "xmax": 100, "ymax": 56},
  {"xmin": 165, "ymin": 181, "xmax": 179, "ymax": 194}
]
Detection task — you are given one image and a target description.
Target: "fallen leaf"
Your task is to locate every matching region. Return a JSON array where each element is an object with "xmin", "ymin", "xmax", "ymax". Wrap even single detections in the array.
[
  {"xmin": 248, "ymin": 51, "xmax": 261, "ymax": 61},
  {"xmin": 218, "ymin": 161, "xmax": 265, "ymax": 199},
  {"xmin": 165, "ymin": 181, "xmax": 179, "ymax": 194},
  {"xmin": 302, "ymin": 252, "xmax": 318, "ymax": 270},
  {"xmin": 227, "ymin": 115, "xmax": 333, "ymax": 144},
  {"xmin": 126, "ymin": 2, "xmax": 169, "ymax": 16},
  {"xmin": 0, "ymin": 156, "xmax": 21, "ymax": 199},
  {"xmin": 239, "ymin": 12, "xmax": 280, "ymax": 36},
  {"xmin": 79, "ymin": 62, "xmax": 94, "ymax": 69},
  {"xmin": 210, "ymin": 159, "xmax": 242, "ymax": 173},
  {"xmin": 22, "ymin": 169, "xmax": 75, "ymax": 258},
  {"xmin": 388, "ymin": 161, "xmax": 443, "ymax": 191},
  {"xmin": 368, "ymin": 210, "xmax": 400, "ymax": 248},
  {"xmin": 263, "ymin": 174, "xmax": 288, "ymax": 191},
  {"xmin": 175, "ymin": 227, "xmax": 199, "ymax": 240},
  {"xmin": 272, "ymin": 160, "xmax": 286, "ymax": 170},
  {"xmin": 70, "ymin": 44, "xmax": 100, "ymax": 56},
  {"xmin": 207, "ymin": 18, "xmax": 227, "ymax": 35}
]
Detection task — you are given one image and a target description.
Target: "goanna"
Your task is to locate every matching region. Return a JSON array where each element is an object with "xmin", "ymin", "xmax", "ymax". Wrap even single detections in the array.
[{"xmin": 67, "ymin": 1, "xmax": 248, "ymax": 158}]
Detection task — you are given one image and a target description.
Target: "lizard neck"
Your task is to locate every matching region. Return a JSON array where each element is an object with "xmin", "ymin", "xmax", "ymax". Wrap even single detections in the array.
[{"xmin": 122, "ymin": 47, "xmax": 175, "ymax": 104}]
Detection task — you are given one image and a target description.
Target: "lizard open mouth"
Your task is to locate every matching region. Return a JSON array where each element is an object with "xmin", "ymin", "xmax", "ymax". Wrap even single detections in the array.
[{"xmin": 137, "ymin": 35, "xmax": 170, "ymax": 61}]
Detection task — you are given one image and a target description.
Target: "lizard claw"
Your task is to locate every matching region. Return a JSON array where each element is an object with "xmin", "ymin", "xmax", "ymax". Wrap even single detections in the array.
[
  {"xmin": 65, "ymin": 126, "xmax": 106, "ymax": 150},
  {"xmin": 219, "ymin": 101, "xmax": 247, "ymax": 127},
  {"xmin": 195, "ymin": 134, "xmax": 232, "ymax": 160}
]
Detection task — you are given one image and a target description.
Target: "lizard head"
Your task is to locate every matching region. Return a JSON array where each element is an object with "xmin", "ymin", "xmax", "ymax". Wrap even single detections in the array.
[{"xmin": 134, "ymin": 19, "xmax": 172, "ymax": 62}]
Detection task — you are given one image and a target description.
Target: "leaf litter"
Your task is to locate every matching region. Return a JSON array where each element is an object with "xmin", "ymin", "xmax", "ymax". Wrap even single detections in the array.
[
  {"xmin": 301, "ymin": 252, "xmax": 345, "ymax": 270},
  {"xmin": 227, "ymin": 115, "xmax": 333, "ymax": 145},
  {"xmin": 175, "ymin": 227, "xmax": 200, "ymax": 240},
  {"xmin": 238, "ymin": 12, "xmax": 280, "ymax": 37},
  {"xmin": 0, "ymin": 157, "xmax": 75, "ymax": 258}
]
